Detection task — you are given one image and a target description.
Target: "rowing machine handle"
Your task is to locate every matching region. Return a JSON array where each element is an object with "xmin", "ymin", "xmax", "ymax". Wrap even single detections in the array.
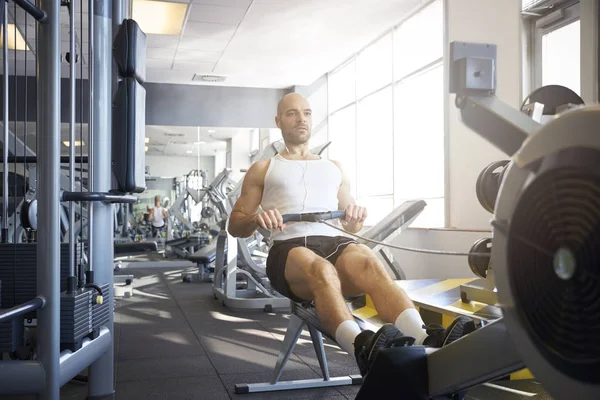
[{"xmin": 281, "ymin": 210, "xmax": 346, "ymax": 223}]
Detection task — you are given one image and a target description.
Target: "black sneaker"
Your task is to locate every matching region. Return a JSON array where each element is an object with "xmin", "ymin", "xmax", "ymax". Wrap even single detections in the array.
[
  {"xmin": 422, "ymin": 316, "xmax": 476, "ymax": 347},
  {"xmin": 353, "ymin": 324, "xmax": 415, "ymax": 376}
]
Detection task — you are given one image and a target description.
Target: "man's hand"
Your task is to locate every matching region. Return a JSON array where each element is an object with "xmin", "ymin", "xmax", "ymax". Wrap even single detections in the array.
[
  {"xmin": 255, "ymin": 209, "xmax": 286, "ymax": 232},
  {"xmin": 341, "ymin": 204, "xmax": 367, "ymax": 232}
]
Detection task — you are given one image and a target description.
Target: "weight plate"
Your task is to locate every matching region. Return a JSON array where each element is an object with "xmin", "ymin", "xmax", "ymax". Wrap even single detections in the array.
[
  {"xmin": 468, "ymin": 237, "xmax": 492, "ymax": 279},
  {"xmin": 521, "ymin": 84, "xmax": 584, "ymax": 115},
  {"xmin": 199, "ymin": 223, "xmax": 209, "ymax": 231},
  {"xmin": 201, "ymin": 207, "xmax": 214, "ymax": 218},
  {"xmin": 20, "ymin": 201, "xmax": 31, "ymax": 229},
  {"xmin": 475, "ymin": 160, "xmax": 510, "ymax": 213}
]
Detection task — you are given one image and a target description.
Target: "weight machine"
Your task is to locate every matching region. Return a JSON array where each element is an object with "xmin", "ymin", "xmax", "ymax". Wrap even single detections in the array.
[
  {"xmin": 167, "ymin": 168, "xmax": 235, "ymax": 239},
  {"xmin": 460, "ymin": 84, "xmax": 586, "ymax": 307},
  {"xmin": 0, "ymin": 1, "xmax": 146, "ymax": 399}
]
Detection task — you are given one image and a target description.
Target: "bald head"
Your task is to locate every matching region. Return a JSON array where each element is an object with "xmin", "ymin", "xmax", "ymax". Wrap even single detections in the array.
[
  {"xmin": 275, "ymin": 93, "xmax": 313, "ymax": 146},
  {"xmin": 277, "ymin": 93, "xmax": 310, "ymax": 117}
]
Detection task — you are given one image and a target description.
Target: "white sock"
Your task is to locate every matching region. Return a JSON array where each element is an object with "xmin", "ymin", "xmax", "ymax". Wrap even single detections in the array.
[
  {"xmin": 334, "ymin": 320, "xmax": 363, "ymax": 355},
  {"xmin": 394, "ymin": 308, "xmax": 429, "ymax": 345}
]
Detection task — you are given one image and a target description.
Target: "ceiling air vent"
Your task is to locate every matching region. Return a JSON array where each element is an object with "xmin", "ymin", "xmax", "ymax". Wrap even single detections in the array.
[{"xmin": 193, "ymin": 74, "xmax": 227, "ymax": 83}]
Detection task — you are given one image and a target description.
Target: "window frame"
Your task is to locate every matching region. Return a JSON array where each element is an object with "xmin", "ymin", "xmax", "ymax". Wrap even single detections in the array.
[{"xmin": 531, "ymin": 1, "xmax": 581, "ymax": 90}]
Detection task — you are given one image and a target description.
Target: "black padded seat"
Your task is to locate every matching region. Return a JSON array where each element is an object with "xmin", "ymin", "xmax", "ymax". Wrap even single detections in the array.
[{"xmin": 114, "ymin": 241, "xmax": 158, "ymax": 256}]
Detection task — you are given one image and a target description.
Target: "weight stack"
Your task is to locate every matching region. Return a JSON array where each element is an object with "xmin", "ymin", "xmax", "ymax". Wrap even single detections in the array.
[
  {"xmin": 0, "ymin": 280, "xmax": 21, "ymax": 354},
  {"xmin": 0, "ymin": 243, "xmax": 77, "ymax": 315},
  {"xmin": 92, "ymin": 284, "xmax": 111, "ymax": 332},
  {"xmin": 60, "ymin": 283, "xmax": 110, "ymax": 352}
]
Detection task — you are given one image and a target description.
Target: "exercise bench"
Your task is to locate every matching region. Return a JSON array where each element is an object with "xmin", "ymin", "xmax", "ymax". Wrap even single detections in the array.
[
  {"xmin": 234, "ymin": 200, "xmax": 427, "ymax": 394},
  {"xmin": 113, "ymin": 242, "xmax": 158, "ymax": 297}
]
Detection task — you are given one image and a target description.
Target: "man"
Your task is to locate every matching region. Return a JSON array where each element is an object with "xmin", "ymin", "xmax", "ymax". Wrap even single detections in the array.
[
  {"xmin": 228, "ymin": 93, "xmax": 474, "ymax": 377},
  {"xmin": 149, "ymin": 195, "xmax": 168, "ymax": 238}
]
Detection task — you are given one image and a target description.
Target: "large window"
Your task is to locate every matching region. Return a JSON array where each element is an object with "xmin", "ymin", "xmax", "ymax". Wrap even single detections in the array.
[
  {"xmin": 357, "ymin": 87, "xmax": 393, "ymax": 197},
  {"xmin": 542, "ymin": 19, "xmax": 580, "ymax": 95},
  {"xmin": 357, "ymin": 33, "xmax": 393, "ymax": 98},
  {"xmin": 328, "ymin": 60, "xmax": 356, "ymax": 112},
  {"xmin": 328, "ymin": 105, "xmax": 357, "ymax": 199},
  {"xmin": 325, "ymin": 0, "xmax": 444, "ymax": 227},
  {"xmin": 531, "ymin": 2, "xmax": 581, "ymax": 96},
  {"xmin": 394, "ymin": 64, "xmax": 444, "ymax": 201},
  {"xmin": 394, "ymin": 0, "xmax": 443, "ymax": 79}
]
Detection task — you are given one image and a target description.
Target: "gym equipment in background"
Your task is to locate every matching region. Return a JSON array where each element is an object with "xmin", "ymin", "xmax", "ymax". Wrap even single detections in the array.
[{"xmin": 167, "ymin": 168, "xmax": 235, "ymax": 241}]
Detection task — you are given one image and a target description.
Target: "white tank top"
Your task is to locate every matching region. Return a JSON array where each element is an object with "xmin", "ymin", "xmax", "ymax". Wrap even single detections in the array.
[
  {"xmin": 152, "ymin": 206, "xmax": 165, "ymax": 227},
  {"xmin": 261, "ymin": 154, "xmax": 348, "ymax": 241}
]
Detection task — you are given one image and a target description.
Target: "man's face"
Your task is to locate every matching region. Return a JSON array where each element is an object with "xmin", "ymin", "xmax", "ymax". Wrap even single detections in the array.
[{"xmin": 276, "ymin": 95, "xmax": 312, "ymax": 145}]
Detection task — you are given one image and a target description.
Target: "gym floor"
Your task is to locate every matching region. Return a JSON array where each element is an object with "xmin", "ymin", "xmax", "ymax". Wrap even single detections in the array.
[{"xmin": 3, "ymin": 266, "xmax": 552, "ymax": 400}]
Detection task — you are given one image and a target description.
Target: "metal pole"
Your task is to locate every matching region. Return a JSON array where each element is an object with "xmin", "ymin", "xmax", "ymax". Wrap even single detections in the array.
[
  {"xmin": 0, "ymin": 296, "xmax": 45, "ymax": 323},
  {"xmin": 37, "ymin": 0, "xmax": 61, "ymax": 397},
  {"xmin": 0, "ymin": 361, "xmax": 46, "ymax": 395},
  {"xmin": 87, "ymin": 0, "xmax": 115, "ymax": 396},
  {"xmin": 87, "ymin": 0, "xmax": 94, "ymax": 275},
  {"xmin": 2, "ymin": 1, "xmax": 9, "ymax": 243},
  {"xmin": 69, "ymin": 0, "xmax": 77, "ymax": 283},
  {"xmin": 112, "ymin": 0, "xmax": 126, "ymax": 237}
]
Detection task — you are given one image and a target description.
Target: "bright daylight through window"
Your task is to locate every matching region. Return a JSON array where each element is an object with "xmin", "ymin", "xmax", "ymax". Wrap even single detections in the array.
[{"xmin": 325, "ymin": 0, "xmax": 444, "ymax": 227}]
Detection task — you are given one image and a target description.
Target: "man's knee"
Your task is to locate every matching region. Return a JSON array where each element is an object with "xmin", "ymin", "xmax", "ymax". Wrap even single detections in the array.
[
  {"xmin": 308, "ymin": 259, "xmax": 340, "ymax": 286},
  {"xmin": 287, "ymin": 248, "xmax": 341, "ymax": 291},
  {"xmin": 344, "ymin": 245, "xmax": 390, "ymax": 281}
]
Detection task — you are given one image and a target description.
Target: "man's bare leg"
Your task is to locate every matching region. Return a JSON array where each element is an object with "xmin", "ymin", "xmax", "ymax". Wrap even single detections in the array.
[
  {"xmin": 284, "ymin": 247, "xmax": 361, "ymax": 354},
  {"xmin": 334, "ymin": 244, "xmax": 429, "ymax": 344}
]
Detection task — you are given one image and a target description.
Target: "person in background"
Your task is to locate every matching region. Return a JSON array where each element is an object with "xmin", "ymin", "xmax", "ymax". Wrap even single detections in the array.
[{"xmin": 149, "ymin": 196, "xmax": 168, "ymax": 238}]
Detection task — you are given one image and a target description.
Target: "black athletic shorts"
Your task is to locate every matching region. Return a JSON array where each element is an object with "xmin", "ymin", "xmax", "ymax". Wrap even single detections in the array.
[
  {"xmin": 266, "ymin": 235, "xmax": 357, "ymax": 303},
  {"xmin": 152, "ymin": 224, "xmax": 165, "ymax": 237}
]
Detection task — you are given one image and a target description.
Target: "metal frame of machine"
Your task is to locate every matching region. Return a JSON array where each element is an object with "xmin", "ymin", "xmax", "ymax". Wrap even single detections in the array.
[
  {"xmin": 459, "ymin": 83, "xmax": 587, "ymax": 307},
  {"xmin": 0, "ymin": 1, "xmax": 140, "ymax": 398}
]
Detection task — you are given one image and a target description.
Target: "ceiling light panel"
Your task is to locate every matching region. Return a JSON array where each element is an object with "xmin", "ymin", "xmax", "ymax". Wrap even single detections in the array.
[
  {"xmin": 63, "ymin": 140, "xmax": 85, "ymax": 147},
  {"xmin": 0, "ymin": 24, "xmax": 29, "ymax": 51},
  {"xmin": 132, "ymin": 0, "xmax": 188, "ymax": 35}
]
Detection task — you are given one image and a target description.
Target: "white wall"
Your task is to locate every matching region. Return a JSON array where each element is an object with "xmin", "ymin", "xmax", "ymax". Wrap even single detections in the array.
[
  {"xmin": 214, "ymin": 151, "xmax": 227, "ymax": 174},
  {"xmin": 145, "ymin": 155, "xmax": 215, "ymax": 181},
  {"xmin": 389, "ymin": 0, "xmax": 521, "ymax": 279},
  {"xmin": 230, "ymin": 131, "xmax": 252, "ymax": 182},
  {"xmin": 446, "ymin": 0, "xmax": 522, "ymax": 230}
]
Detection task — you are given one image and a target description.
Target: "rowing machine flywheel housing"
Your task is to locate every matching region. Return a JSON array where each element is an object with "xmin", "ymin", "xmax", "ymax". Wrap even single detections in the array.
[{"xmin": 492, "ymin": 106, "xmax": 600, "ymax": 400}]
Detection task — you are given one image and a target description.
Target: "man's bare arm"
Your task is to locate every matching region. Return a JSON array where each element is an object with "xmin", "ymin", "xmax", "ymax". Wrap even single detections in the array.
[
  {"xmin": 227, "ymin": 160, "xmax": 270, "ymax": 238},
  {"xmin": 331, "ymin": 160, "xmax": 367, "ymax": 233}
]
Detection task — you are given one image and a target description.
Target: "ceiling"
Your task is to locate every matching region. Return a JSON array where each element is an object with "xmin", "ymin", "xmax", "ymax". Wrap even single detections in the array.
[
  {"xmin": 10, "ymin": 122, "xmax": 244, "ymax": 157},
  {"xmin": 7, "ymin": 0, "xmax": 427, "ymax": 89}
]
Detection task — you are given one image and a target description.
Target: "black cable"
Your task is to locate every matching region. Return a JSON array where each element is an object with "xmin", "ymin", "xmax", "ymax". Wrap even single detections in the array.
[
  {"xmin": 79, "ymin": 3, "xmax": 84, "ymax": 284},
  {"xmin": 13, "ymin": 5, "xmax": 17, "ymax": 244},
  {"xmin": 24, "ymin": 11, "xmax": 27, "ymax": 216},
  {"xmin": 320, "ymin": 221, "xmax": 491, "ymax": 257}
]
